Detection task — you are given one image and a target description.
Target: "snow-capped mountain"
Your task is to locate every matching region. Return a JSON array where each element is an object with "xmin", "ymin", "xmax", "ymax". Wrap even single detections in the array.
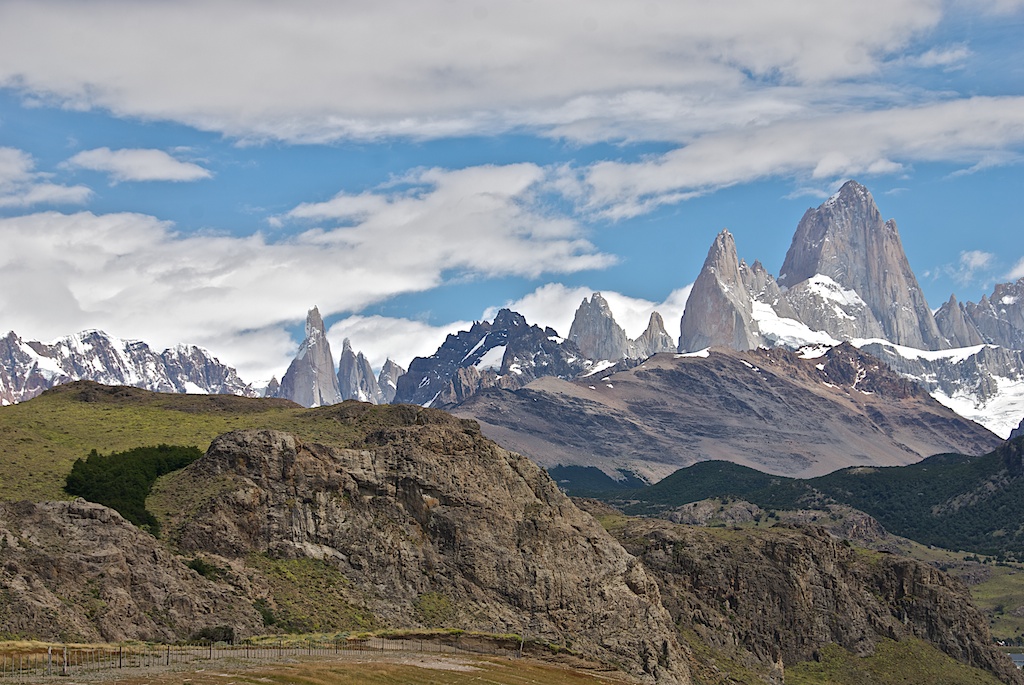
[
  {"xmin": 274, "ymin": 306, "xmax": 343, "ymax": 408},
  {"xmin": 778, "ymin": 180, "xmax": 946, "ymax": 350},
  {"xmin": 393, "ymin": 308, "xmax": 592, "ymax": 407},
  {"xmin": 672, "ymin": 180, "xmax": 1024, "ymax": 438},
  {"xmin": 0, "ymin": 329, "xmax": 255, "ymax": 405}
]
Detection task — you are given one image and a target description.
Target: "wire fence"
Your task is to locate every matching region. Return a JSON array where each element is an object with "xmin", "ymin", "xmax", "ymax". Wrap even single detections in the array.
[{"xmin": 0, "ymin": 635, "xmax": 522, "ymax": 681}]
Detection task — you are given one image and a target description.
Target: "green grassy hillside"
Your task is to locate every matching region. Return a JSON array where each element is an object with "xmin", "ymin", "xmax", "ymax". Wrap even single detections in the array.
[{"xmin": 0, "ymin": 381, "xmax": 395, "ymax": 502}]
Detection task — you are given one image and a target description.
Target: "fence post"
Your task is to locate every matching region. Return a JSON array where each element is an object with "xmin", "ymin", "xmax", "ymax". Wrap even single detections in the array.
[
  {"xmin": 63, "ymin": 645, "xmax": 69, "ymax": 676},
  {"xmin": 118, "ymin": 646, "xmax": 122, "ymax": 669}
]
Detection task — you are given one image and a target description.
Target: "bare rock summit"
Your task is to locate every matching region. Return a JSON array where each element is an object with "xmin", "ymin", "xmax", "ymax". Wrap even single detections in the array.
[
  {"xmin": 276, "ymin": 307, "xmax": 343, "ymax": 408},
  {"xmin": 678, "ymin": 229, "xmax": 761, "ymax": 352},
  {"xmin": 778, "ymin": 180, "xmax": 945, "ymax": 350}
]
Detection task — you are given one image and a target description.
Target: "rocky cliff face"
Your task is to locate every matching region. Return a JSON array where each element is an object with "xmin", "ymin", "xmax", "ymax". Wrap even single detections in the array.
[
  {"xmin": 377, "ymin": 358, "xmax": 406, "ymax": 404},
  {"xmin": 778, "ymin": 180, "xmax": 945, "ymax": 350},
  {"xmin": 0, "ymin": 499, "xmax": 262, "ymax": 642},
  {"xmin": 568, "ymin": 292, "xmax": 633, "ymax": 360},
  {"xmin": 678, "ymin": 230, "xmax": 761, "ymax": 352},
  {"xmin": 965, "ymin": 279, "xmax": 1024, "ymax": 350},
  {"xmin": 608, "ymin": 516, "xmax": 1021, "ymax": 685},
  {"xmin": 0, "ymin": 329, "xmax": 255, "ymax": 406},
  {"xmin": 936, "ymin": 294, "xmax": 987, "ymax": 348},
  {"xmin": 393, "ymin": 309, "xmax": 590, "ymax": 407},
  {"xmin": 337, "ymin": 339, "xmax": 385, "ymax": 404},
  {"xmin": 1012, "ymin": 418, "xmax": 1023, "ymax": 440},
  {"xmin": 276, "ymin": 307, "xmax": 342, "ymax": 408},
  {"xmin": 158, "ymin": 414, "xmax": 691, "ymax": 684}
]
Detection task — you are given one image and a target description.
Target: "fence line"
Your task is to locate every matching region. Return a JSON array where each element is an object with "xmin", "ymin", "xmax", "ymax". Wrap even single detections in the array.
[{"xmin": 0, "ymin": 636, "xmax": 520, "ymax": 680}]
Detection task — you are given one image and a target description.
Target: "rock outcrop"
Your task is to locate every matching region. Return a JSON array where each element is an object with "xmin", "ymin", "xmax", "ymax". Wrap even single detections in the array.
[
  {"xmin": 678, "ymin": 230, "xmax": 761, "ymax": 352},
  {"xmin": 0, "ymin": 330, "xmax": 255, "ymax": 406},
  {"xmin": 936, "ymin": 294, "xmax": 987, "ymax": 348},
  {"xmin": 393, "ymin": 309, "xmax": 590, "ymax": 407},
  {"xmin": 568, "ymin": 292, "xmax": 633, "ymax": 361},
  {"xmin": 377, "ymin": 358, "xmax": 406, "ymax": 404},
  {"xmin": 1011, "ymin": 417, "xmax": 1023, "ymax": 440},
  {"xmin": 778, "ymin": 180, "xmax": 945, "ymax": 350},
  {"xmin": 634, "ymin": 312, "xmax": 676, "ymax": 358},
  {"xmin": 276, "ymin": 307, "xmax": 342, "ymax": 408},
  {"xmin": 0, "ymin": 499, "xmax": 262, "ymax": 642},
  {"xmin": 612, "ymin": 517, "xmax": 1021, "ymax": 685},
  {"xmin": 337, "ymin": 339, "xmax": 385, "ymax": 404},
  {"xmin": 159, "ymin": 415, "xmax": 691, "ymax": 684}
]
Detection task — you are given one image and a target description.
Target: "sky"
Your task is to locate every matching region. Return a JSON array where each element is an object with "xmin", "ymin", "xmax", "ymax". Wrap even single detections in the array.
[{"xmin": 1, "ymin": 0, "xmax": 1023, "ymax": 383}]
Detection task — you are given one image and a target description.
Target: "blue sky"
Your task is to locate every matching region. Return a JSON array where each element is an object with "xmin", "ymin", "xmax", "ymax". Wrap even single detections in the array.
[{"xmin": 1, "ymin": 0, "xmax": 1022, "ymax": 382}]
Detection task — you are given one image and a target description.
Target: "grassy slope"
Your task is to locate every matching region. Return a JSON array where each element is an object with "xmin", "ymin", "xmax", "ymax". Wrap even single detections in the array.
[
  {"xmin": 0, "ymin": 382, "xmax": 391, "ymax": 502},
  {"xmin": 787, "ymin": 638, "xmax": 1004, "ymax": 685}
]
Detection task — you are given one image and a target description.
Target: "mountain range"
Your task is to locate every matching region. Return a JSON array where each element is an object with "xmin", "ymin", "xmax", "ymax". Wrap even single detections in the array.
[{"xmin": 3, "ymin": 180, "xmax": 1022, "ymax": 466}]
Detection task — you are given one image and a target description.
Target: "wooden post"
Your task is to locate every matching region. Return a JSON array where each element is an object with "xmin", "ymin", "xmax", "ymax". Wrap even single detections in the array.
[
  {"xmin": 63, "ymin": 645, "xmax": 68, "ymax": 676},
  {"xmin": 118, "ymin": 645, "xmax": 122, "ymax": 669}
]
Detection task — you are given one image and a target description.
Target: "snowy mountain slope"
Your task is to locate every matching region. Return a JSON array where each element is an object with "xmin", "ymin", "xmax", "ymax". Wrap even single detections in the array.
[
  {"xmin": 393, "ymin": 308, "xmax": 592, "ymax": 407},
  {"xmin": 0, "ymin": 329, "xmax": 255, "ymax": 405}
]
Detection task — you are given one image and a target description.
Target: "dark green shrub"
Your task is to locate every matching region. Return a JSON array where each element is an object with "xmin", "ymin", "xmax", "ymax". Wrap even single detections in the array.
[{"xmin": 64, "ymin": 444, "xmax": 202, "ymax": 531}]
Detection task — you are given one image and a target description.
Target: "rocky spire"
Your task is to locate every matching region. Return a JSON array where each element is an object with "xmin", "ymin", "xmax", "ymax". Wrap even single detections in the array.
[
  {"xmin": 337, "ymin": 339, "xmax": 385, "ymax": 404},
  {"xmin": 377, "ymin": 358, "xmax": 406, "ymax": 404},
  {"xmin": 778, "ymin": 180, "xmax": 945, "ymax": 350},
  {"xmin": 935, "ymin": 294, "xmax": 985, "ymax": 348},
  {"xmin": 568, "ymin": 293, "xmax": 632, "ymax": 361},
  {"xmin": 633, "ymin": 311, "xmax": 675, "ymax": 358},
  {"xmin": 277, "ymin": 306, "xmax": 343, "ymax": 408},
  {"xmin": 678, "ymin": 229, "xmax": 761, "ymax": 352}
]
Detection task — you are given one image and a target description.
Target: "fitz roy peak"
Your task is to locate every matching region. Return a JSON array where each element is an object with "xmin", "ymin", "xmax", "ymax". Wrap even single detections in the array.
[
  {"xmin": 778, "ymin": 180, "xmax": 945, "ymax": 350},
  {"xmin": 275, "ymin": 307, "xmax": 342, "ymax": 408}
]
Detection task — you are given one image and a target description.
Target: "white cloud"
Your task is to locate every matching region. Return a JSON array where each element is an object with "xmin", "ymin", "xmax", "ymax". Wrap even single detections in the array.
[
  {"xmin": 63, "ymin": 147, "xmax": 212, "ymax": 182},
  {"xmin": 1007, "ymin": 257, "xmax": 1024, "ymax": 281},
  {"xmin": 0, "ymin": 0, "xmax": 949, "ymax": 143},
  {"xmin": 906, "ymin": 44, "xmax": 972, "ymax": 68},
  {"xmin": 956, "ymin": 250, "xmax": 995, "ymax": 284},
  {"xmin": 569, "ymin": 97, "xmax": 1024, "ymax": 219},
  {"xmin": 0, "ymin": 146, "xmax": 92, "ymax": 208},
  {"xmin": 280, "ymin": 164, "xmax": 615, "ymax": 280},
  {"xmin": 326, "ymin": 315, "xmax": 471, "ymax": 373},
  {"xmin": 483, "ymin": 282, "xmax": 693, "ymax": 341},
  {"xmin": 0, "ymin": 164, "xmax": 612, "ymax": 381}
]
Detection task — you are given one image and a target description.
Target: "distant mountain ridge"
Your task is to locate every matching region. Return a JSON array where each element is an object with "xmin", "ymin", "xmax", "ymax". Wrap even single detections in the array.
[{"xmin": 0, "ymin": 329, "xmax": 255, "ymax": 405}]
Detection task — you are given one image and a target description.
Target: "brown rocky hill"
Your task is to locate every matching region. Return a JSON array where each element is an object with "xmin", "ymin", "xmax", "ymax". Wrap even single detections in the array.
[
  {"xmin": 593, "ymin": 509, "xmax": 1022, "ymax": 685},
  {"xmin": 150, "ymin": 406, "xmax": 691, "ymax": 684},
  {"xmin": 0, "ymin": 499, "xmax": 262, "ymax": 642},
  {"xmin": 454, "ymin": 344, "xmax": 1000, "ymax": 483},
  {"xmin": 0, "ymin": 392, "xmax": 1018, "ymax": 683}
]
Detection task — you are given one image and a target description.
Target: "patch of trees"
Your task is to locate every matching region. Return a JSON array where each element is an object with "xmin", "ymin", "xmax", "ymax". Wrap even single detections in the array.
[{"xmin": 64, "ymin": 444, "xmax": 202, "ymax": 531}]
